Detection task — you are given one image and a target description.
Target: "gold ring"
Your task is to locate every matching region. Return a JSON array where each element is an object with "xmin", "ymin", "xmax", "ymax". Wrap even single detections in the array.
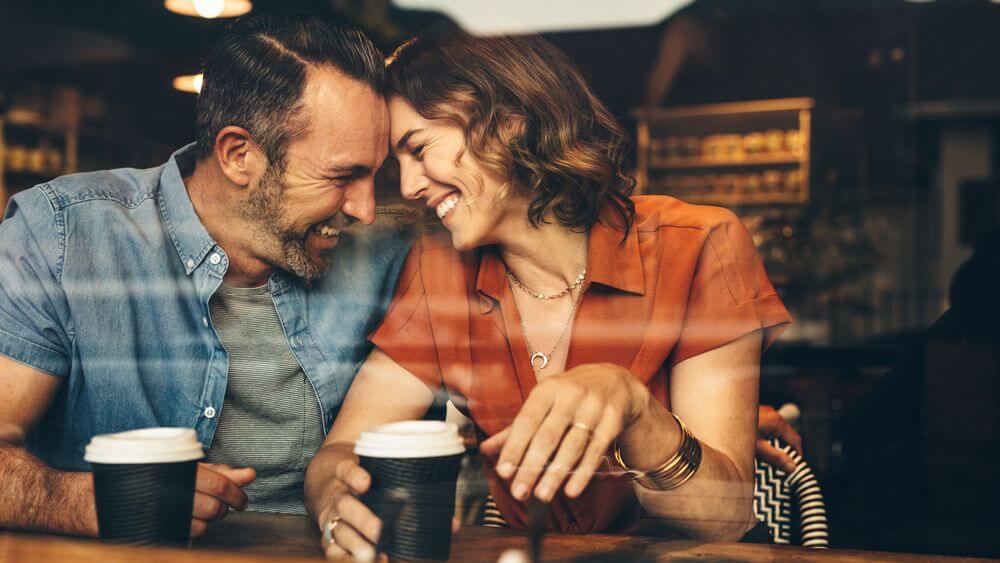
[
  {"xmin": 323, "ymin": 517, "xmax": 343, "ymax": 544},
  {"xmin": 571, "ymin": 421, "xmax": 593, "ymax": 434}
]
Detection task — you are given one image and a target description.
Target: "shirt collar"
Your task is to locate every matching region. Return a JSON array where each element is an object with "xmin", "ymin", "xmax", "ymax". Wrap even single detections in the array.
[
  {"xmin": 157, "ymin": 143, "xmax": 217, "ymax": 275},
  {"xmin": 475, "ymin": 205, "xmax": 645, "ymax": 306}
]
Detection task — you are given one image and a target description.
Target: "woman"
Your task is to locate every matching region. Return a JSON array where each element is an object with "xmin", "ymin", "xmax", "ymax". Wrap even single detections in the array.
[{"xmin": 304, "ymin": 29, "xmax": 791, "ymax": 559}]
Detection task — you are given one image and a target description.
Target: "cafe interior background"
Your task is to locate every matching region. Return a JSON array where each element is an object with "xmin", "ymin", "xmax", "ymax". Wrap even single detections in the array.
[{"xmin": 1, "ymin": 0, "xmax": 998, "ymax": 558}]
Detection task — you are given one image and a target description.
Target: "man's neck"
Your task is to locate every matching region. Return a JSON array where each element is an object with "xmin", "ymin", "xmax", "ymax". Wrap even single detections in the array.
[{"xmin": 184, "ymin": 161, "xmax": 274, "ymax": 287}]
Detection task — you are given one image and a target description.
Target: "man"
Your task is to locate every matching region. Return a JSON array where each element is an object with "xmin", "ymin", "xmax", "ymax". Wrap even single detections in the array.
[{"xmin": 0, "ymin": 13, "xmax": 413, "ymax": 537}]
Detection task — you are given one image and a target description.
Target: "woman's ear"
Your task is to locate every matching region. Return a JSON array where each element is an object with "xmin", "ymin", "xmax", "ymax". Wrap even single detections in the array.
[{"xmin": 214, "ymin": 126, "xmax": 265, "ymax": 188}]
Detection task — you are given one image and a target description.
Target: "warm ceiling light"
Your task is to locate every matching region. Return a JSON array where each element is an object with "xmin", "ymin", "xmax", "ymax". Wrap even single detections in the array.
[
  {"xmin": 173, "ymin": 73, "xmax": 204, "ymax": 94},
  {"xmin": 164, "ymin": 0, "xmax": 252, "ymax": 19}
]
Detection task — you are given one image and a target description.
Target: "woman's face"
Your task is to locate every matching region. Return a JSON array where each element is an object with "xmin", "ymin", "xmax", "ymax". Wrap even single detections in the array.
[{"xmin": 388, "ymin": 96, "xmax": 526, "ymax": 251}]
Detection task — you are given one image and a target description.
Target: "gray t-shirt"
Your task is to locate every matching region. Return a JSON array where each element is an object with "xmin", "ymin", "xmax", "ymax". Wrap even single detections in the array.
[{"xmin": 206, "ymin": 284, "xmax": 325, "ymax": 514}]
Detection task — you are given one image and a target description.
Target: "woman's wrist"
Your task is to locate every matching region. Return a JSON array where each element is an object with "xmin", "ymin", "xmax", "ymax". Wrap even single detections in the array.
[{"xmin": 617, "ymin": 400, "xmax": 683, "ymax": 473}]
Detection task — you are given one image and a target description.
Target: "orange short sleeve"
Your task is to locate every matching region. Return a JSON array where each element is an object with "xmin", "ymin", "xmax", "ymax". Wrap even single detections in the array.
[
  {"xmin": 369, "ymin": 241, "xmax": 444, "ymax": 392},
  {"xmin": 669, "ymin": 209, "xmax": 792, "ymax": 366}
]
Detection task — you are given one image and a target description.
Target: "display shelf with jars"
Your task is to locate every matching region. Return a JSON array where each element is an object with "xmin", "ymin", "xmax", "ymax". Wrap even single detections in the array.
[
  {"xmin": 0, "ymin": 87, "xmax": 80, "ymax": 212},
  {"xmin": 634, "ymin": 98, "xmax": 813, "ymax": 205}
]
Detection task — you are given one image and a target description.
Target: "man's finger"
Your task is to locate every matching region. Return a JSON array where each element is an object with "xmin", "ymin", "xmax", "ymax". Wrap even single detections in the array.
[
  {"xmin": 756, "ymin": 440, "xmax": 796, "ymax": 473},
  {"xmin": 190, "ymin": 518, "xmax": 209, "ymax": 539},
  {"xmin": 196, "ymin": 465, "xmax": 250, "ymax": 511},
  {"xmin": 215, "ymin": 466, "xmax": 257, "ymax": 487},
  {"xmin": 192, "ymin": 492, "xmax": 228, "ymax": 522}
]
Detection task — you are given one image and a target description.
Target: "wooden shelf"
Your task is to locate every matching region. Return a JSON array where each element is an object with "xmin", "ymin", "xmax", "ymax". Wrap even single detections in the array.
[
  {"xmin": 650, "ymin": 152, "xmax": 803, "ymax": 169},
  {"xmin": 634, "ymin": 98, "xmax": 813, "ymax": 205}
]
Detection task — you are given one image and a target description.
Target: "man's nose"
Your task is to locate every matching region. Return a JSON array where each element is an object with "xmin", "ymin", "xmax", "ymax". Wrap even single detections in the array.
[{"xmin": 341, "ymin": 184, "xmax": 376, "ymax": 226}]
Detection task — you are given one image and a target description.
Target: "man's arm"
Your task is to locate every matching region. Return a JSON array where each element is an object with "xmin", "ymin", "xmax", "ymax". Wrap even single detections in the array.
[{"xmin": 0, "ymin": 356, "xmax": 97, "ymax": 535}]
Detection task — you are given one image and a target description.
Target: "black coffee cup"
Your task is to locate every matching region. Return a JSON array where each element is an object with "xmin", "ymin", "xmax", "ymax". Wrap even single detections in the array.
[
  {"xmin": 84, "ymin": 427, "xmax": 204, "ymax": 546},
  {"xmin": 355, "ymin": 421, "xmax": 465, "ymax": 561}
]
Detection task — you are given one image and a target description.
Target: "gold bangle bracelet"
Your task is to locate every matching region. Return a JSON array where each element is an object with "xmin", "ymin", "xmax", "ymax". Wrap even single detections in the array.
[{"xmin": 613, "ymin": 412, "xmax": 702, "ymax": 491}]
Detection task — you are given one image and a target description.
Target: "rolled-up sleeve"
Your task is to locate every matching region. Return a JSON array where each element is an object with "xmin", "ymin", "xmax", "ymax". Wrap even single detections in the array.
[
  {"xmin": 669, "ymin": 209, "xmax": 792, "ymax": 366},
  {"xmin": 368, "ymin": 240, "xmax": 444, "ymax": 392},
  {"xmin": 0, "ymin": 187, "xmax": 72, "ymax": 376}
]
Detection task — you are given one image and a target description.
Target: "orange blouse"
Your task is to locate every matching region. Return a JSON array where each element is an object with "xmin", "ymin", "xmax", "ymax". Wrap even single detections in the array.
[{"xmin": 370, "ymin": 196, "xmax": 792, "ymax": 533}]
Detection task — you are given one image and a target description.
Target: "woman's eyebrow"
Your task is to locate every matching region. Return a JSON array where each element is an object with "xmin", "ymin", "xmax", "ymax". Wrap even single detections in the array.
[{"xmin": 394, "ymin": 128, "xmax": 425, "ymax": 151}]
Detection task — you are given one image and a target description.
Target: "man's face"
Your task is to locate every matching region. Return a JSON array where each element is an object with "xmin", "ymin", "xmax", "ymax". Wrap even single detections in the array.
[{"xmin": 241, "ymin": 66, "xmax": 389, "ymax": 282}]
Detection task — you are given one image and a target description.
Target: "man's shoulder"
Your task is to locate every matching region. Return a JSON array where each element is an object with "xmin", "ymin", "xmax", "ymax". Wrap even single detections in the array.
[{"xmin": 40, "ymin": 165, "xmax": 166, "ymax": 212}]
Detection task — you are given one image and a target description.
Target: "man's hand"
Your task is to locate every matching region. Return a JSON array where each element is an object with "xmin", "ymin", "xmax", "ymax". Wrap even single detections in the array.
[
  {"xmin": 190, "ymin": 463, "xmax": 257, "ymax": 538},
  {"xmin": 756, "ymin": 405, "xmax": 803, "ymax": 473}
]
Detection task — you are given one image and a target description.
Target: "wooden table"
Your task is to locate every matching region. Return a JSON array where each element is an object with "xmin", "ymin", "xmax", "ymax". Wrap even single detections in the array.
[{"xmin": 0, "ymin": 511, "xmax": 990, "ymax": 562}]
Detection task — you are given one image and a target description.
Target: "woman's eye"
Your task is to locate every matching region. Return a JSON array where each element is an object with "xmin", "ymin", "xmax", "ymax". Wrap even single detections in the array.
[{"xmin": 411, "ymin": 144, "xmax": 427, "ymax": 160}]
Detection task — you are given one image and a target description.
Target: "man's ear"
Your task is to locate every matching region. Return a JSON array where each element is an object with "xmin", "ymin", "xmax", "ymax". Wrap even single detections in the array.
[{"xmin": 214, "ymin": 126, "xmax": 265, "ymax": 187}]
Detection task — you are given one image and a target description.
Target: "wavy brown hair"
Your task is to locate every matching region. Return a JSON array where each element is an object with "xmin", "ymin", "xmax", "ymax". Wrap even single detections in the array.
[{"xmin": 386, "ymin": 28, "xmax": 635, "ymax": 236}]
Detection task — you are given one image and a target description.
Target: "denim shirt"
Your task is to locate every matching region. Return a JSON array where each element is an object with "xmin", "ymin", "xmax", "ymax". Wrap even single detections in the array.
[{"xmin": 0, "ymin": 144, "xmax": 415, "ymax": 471}]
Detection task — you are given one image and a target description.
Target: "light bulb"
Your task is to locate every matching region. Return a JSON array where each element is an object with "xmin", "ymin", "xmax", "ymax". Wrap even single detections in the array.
[{"xmin": 194, "ymin": 0, "xmax": 225, "ymax": 18}]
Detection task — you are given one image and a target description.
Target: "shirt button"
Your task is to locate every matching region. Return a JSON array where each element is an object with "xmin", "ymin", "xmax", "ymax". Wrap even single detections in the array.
[
  {"xmin": 202, "ymin": 317, "xmax": 209, "ymax": 327},
  {"xmin": 209, "ymin": 253, "xmax": 222, "ymax": 265},
  {"xmin": 186, "ymin": 259, "xmax": 195, "ymax": 269},
  {"xmin": 204, "ymin": 407, "xmax": 217, "ymax": 419}
]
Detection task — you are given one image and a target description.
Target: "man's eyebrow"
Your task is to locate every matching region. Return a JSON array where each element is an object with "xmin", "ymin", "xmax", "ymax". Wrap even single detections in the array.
[
  {"xmin": 394, "ymin": 128, "xmax": 424, "ymax": 151},
  {"xmin": 324, "ymin": 164, "xmax": 372, "ymax": 176}
]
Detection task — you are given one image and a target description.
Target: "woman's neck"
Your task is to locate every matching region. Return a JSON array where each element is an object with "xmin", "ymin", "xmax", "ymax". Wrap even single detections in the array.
[{"xmin": 498, "ymin": 218, "xmax": 589, "ymax": 295}]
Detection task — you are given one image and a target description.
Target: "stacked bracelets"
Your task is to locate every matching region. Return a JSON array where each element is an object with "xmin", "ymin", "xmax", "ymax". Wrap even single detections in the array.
[{"xmin": 613, "ymin": 412, "xmax": 702, "ymax": 491}]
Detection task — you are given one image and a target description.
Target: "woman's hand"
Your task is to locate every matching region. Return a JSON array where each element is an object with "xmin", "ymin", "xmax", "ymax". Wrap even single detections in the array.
[
  {"xmin": 312, "ymin": 443, "xmax": 383, "ymax": 561},
  {"xmin": 479, "ymin": 363, "xmax": 652, "ymax": 503}
]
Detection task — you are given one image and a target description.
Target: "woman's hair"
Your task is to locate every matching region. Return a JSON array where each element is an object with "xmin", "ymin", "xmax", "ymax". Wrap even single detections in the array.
[{"xmin": 386, "ymin": 28, "xmax": 635, "ymax": 235}]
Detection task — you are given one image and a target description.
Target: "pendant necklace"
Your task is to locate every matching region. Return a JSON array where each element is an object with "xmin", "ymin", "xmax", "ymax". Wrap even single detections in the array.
[{"xmin": 506, "ymin": 268, "xmax": 587, "ymax": 370}]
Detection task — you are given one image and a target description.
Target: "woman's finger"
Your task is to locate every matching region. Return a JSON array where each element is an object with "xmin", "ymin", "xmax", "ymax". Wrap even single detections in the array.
[
  {"xmin": 493, "ymin": 390, "xmax": 556, "ymax": 479},
  {"xmin": 479, "ymin": 427, "xmax": 509, "ymax": 456},
  {"xmin": 334, "ymin": 493, "xmax": 383, "ymax": 544},
  {"xmin": 564, "ymin": 409, "xmax": 623, "ymax": 498},
  {"xmin": 532, "ymin": 395, "xmax": 603, "ymax": 502},
  {"xmin": 507, "ymin": 392, "xmax": 581, "ymax": 500},
  {"xmin": 332, "ymin": 520, "xmax": 377, "ymax": 561}
]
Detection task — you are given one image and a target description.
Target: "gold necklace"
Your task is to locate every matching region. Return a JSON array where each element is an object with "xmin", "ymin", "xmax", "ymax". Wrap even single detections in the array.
[
  {"xmin": 506, "ymin": 268, "xmax": 587, "ymax": 300},
  {"xmin": 507, "ymin": 274, "xmax": 587, "ymax": 370}
]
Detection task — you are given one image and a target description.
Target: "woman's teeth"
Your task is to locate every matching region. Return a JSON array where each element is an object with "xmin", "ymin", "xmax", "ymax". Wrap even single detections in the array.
[{"xmin": 436, "ymin": 193, "xmax": 461, "ymax": 219}]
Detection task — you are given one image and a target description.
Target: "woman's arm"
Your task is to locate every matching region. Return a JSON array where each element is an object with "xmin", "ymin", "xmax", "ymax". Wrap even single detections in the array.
[
  {"xmin": 480, "ymin": 331, "xmax": 761, "ymax": 541},
  {"xmin": 622, "ymin": 331, "xmax": 760, "ymax": 540},
  {"xmin": 304, "ymin": 347, "xmax": 436, "ymax": 559}
]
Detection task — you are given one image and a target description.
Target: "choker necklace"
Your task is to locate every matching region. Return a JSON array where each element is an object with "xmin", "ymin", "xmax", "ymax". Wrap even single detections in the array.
[
  {"xmin": 507, "ymin": 272, "xmax": 587, "ymax": 370},
  {"xmin": 506, "ymin": 268, "xmax": 587, "ymax": 300}
]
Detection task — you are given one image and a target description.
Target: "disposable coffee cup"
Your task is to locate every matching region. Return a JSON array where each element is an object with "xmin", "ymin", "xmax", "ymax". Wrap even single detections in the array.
[
  {"xmin": 84, "ymin": 427, "xmax": 204, "ymax": 546},
  {"xmin": 355, "ymin": 421, "xmax": 465, "ymax": 561}
]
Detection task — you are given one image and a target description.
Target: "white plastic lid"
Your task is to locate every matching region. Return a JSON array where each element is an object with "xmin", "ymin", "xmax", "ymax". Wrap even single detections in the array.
[
  {"xmin": 354, "ymin": 421, "xmax": 465, "ymax": 459},
  {"xmin": 84, "ymin": 427, "xmax": 204, "ymax": 464}
]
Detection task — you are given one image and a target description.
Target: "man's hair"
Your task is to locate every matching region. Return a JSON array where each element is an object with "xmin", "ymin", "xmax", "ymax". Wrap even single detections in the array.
[
  {"xmin": 195, "ymin": 13, "xmax": 385, "ymax": 167},
  {"xmin": 386, "ymin": 28, "xmax": 635, "ymax": 235}
]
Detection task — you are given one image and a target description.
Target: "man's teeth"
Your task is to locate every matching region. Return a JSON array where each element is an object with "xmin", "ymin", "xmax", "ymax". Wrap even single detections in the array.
[
  {"xmin": 436, "ymin": 194, "xmax": 461, "ymax": 219},
  {"xmin": 316, "ymin": 224, "xmax": 341, "ymax": 238}
]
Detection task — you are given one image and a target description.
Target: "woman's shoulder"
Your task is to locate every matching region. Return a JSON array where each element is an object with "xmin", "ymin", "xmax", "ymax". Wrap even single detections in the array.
[{"xmin": 630, "ymin": 195, "xmax": 744, "ymax": 235}]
